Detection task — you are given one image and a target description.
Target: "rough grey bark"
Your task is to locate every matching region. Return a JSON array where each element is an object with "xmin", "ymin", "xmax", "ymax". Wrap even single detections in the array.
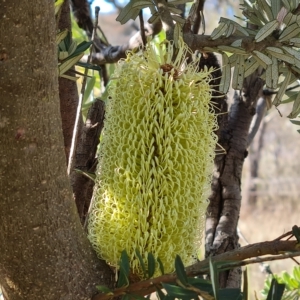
[
  {"xmin": 73, "ymin": 99, "xmax": 106, "ymax": 223},
  {"xmin": 205, "ymin": 71, "xmax": 264, "ymax": 288},
  {"xmin": 0, "ymin": 2, "xmax": 113, "ymax": 299}
]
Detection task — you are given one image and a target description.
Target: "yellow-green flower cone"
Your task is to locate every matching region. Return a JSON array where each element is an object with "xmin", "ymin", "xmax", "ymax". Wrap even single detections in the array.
[{"xmin": 88, "ymin": 39, "xmax": 218, "ymax": 275}]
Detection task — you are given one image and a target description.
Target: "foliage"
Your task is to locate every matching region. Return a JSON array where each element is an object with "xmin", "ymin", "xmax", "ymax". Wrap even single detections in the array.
[
  {"xmin": 96, "ymin": 251, "xmax": 245, "ymax": 300},
  {"xmin": 113, "ymin": 0, "xmax": 300, "ymax": 123},
  {"xmin": 262, "ymin": 267, "xmax": 300, "ymax": 300}
]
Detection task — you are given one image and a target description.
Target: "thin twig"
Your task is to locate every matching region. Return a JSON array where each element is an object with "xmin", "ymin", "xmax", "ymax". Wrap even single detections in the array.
[
  {"xmin": 274, "ymin": 230, "xmax": 293, "ymax": 241},
  {"xmin": 139, "ymin": 10, "xmax": 147, "ymax": 47},
  {"xmin": 218, "ymin": 252, "xmax": 300, "ymax": 271},
  {"xmin": 67, "ymin": 7, "xmax": 100, "ymax": 175}
]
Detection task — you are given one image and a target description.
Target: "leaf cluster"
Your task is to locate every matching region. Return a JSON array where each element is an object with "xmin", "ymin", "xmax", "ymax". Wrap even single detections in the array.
[
  {"xmin": 262, "ymin": 267, "xmax": 300, "ymax": 300},
  {"xmin": 206, "ymin": 0, "xmax": 300, "ymax": 119},
  {"xmin": 96, "ymin": 252, "xmax": 245, "ymax": 300},
  {"xmin": 115, "ymin": 0, "xmax": 190, "ymax": 25}
]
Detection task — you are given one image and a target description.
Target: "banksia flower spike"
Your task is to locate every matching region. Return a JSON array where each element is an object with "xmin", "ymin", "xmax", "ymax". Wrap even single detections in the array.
[{"xmin": 88, "ymin": 38, "xmax": 218, "ymax": 276}]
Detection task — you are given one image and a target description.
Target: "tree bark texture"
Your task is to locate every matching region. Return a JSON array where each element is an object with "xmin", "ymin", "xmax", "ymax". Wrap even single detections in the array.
[
  {"xmin": 0, "ymin": 2, "xmax": 113, "ymax": 299},
  {"xmin": 58, "ymin": 0, "xmax": 84, "ymax": 163},
  {"xmin": 73, "ymin": 99, "xmax": 105, "ymax": 223},
  {"xmin": 205, "ymin": 71, "xmax": 264, "ymax": 288}
]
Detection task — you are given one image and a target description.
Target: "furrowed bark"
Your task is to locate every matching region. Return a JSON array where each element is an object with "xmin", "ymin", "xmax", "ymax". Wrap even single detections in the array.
[
  {"xmin": 206, "ymin": 71, "xmax": 264, "ymax": 288},
  {"xmin": 73, "ymin": 99, "xmax": 105, "ymax": 223}
]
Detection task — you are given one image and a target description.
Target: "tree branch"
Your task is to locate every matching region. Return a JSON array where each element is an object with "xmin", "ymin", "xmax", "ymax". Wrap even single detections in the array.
[
  {"xmin": 72, "ymin": 99, "xmax": 105, "ymax": 224},
  {"xmin": 206, "ymin": 69, "xmax": 265, "ymax": 288},
  {"xmin": 92, "ymin": 239, "xmax": 299, "ymax": 300},
  {"xmin": 91, "ymin": 21, "xmax": 162, "ymax": 65}
]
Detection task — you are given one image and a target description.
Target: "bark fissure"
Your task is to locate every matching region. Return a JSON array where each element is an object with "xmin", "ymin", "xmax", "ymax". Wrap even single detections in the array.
[{"xmin": 206, "ymin": 71, "xmax": 264, "ymax": 288}]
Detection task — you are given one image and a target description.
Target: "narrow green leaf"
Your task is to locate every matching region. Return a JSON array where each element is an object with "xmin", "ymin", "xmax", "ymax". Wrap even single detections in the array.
[
  {"xmin": 254, "ymin": 20, "xmax": 279, "ymax": 42},
  {"xmin": 273, "ymin": 71, "xmax": 291, "ymax": 106},
  {"xmin": 225, "ymin": 23, "xmax": 235, "ymax": 37},
  {"xmin": 56, "ymin": 29, "xmax": 68, "ymax": 45},
  {"xmin": 162, "ymin": 283, "xmax": 198, "ymax": 300},
  {"xmin": 211, "ymin": 23, "xmax": 229, "ymax": 40},
  {"xmin": 279, "ymin": 23, "xmax": 300, "ymax": 42},
  {"xmin": 120, "ymin": 250, "xmax": 130, "ymax": 276},
  {"xmin": 219, "ymin": 288, "xmax": 243, "ymax": 300},
  {"xmin": 74, "ymin": 169, "xmax": 95, "ymax": 181},
  {"xmin": 243, "ymin": 269, "xmax": 248, "ymax": 300},
  {"xmin": 58, "ymin": 51, "xmax": 70, "ymax": 61},
  {"xmin": 209, "ymin": 258, "xmax": 219, "ymax": 300},
  {"xmin": 266, "ymin": 278, "xmax": 285, "ymax": 300},
  {"xmin": 219, "ymin": 53, "xmax": 231, "ymax": 94},
  {"xmin": 67, "ymin": 41, "xmax": 92, "ymax": 60},
  {"xmin": 135, "ymin": 249, "xmax": 147, "ymax": 278},
  {"xmin": 244, "ymin": 57, "xmax": 260, "ymax": 78},
  {"xmin": 243, "ymin": 10, "xmax": 264, "ymax": 26},
  {"xmin": 266, "ymin": 47, "xmax": 295, "ymax": 65},
  {"xmin": 218, "ymin": 45, "xmax": 247, "ymax": 55},
  {"xmin": 157, "ymin": 257, "xmax": 165, "ymax": 275},
  {"xmin": 293, "ymin": 266, "xmax": 300, "ymax": 282},
  {"xmin": 220, "ymin": 18, "xmax": 249, "ymax": 36},
  {"xmin": 290, "ymin": 38, "xmax": 300, "ymax": 48},
  {"xmin": 83, "ymin": 76, "xmax": 96, "ymax": 103},
  {"xmin": 117, "ymin": 265, "xmax": 129, "ymax": 288},
  {"xmin": 131, "ymin": 0, "xmax": 154, "ymax": 10},
  {"xmin": 55, "ymin": 0, "xmax": 64, "ymax": 15},
  {"xmin": 147, "ymin": 252, "xmax": 156, "ymax": 278},
  {"xmin": 59, "ymin": 54, "xmax": 84, "ymax": 75},
  {"xmin": 76, "ymin": 61, "xmax": 102, "ymax": 71},
  {"xmin": 148, "ymin": 12, "xmax": 160, "ymax": 24},
  {"xmin": 229, "ymin": 53, "xmax": 238, "ymax": 64},
  {"xmin": 271, "ymin": 0, "xmax": 281, "ymax": 19},
  {"xmin": 232, "ymin": 55, "xmax": 245, "ymax": 90},
  {"xmin": 282, "ymin": 0, "xmax": 291, "ymax": 11},
  {"xmin": 175, "ymin": 255, "xmax": 188, "ymax": 286},
  {"xmin": 257, "ymin": 0, "xmax": 274, "ymax": 22},
  {"xmin": 60, "ymin": 74, "xmax": 78, "ymax": 81},
  {"xmin": 167, "ymin": 4, "xmax": 183, "ymax": 15},
  {"xmin": 173, "ymin": 23, "xmax": 183, "ymax": 48},
  {"xmin": 116, "ymin": 1, "xmax": 140, "ymax": 24},
  {"xmin": 96, "ymin": 285, "xmax": 113, "ymax": 294},
  {"xmin": 231, "ymin": 39, "xmax": 243, "ymax": 48},
  {"xmin": 253, "ymin": 50, "xmax": 272, "ymax": 67},
  {"xmin": 68, "ymin": 41, "xmax": 78, "ymax": 56},
  {"xmin": 282, "ymin": 46, "xmax": 300, "ymax": 68},
  {"xmin": 187, "ymin": 277, "xmax": 213, "ymax": 294}
]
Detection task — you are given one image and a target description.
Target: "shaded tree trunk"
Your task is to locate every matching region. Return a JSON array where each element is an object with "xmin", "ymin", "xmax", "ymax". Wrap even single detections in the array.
[
  {"xmin": 205, "ymin": 72, "xmax": 264, "ymax": 288},
  {"xmin": 58, "ymin": 0, "xmax": 83, "ymax": 163},
  {"xmin": 0, "ymin": 1, "xmax": 113, "ymax": 299}
]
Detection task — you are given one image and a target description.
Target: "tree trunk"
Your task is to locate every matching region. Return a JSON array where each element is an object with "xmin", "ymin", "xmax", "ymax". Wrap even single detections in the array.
[
  {"xmin": 0, "ymin": 2, "xmax": 113, "ymax": 299},
  {"xmin": 58, "ymin": 0, "xmax": 83, "ymax": 163},
  {"xmin": 205, "ymin": 72, "xmax": 264, "ymax": 288}
]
